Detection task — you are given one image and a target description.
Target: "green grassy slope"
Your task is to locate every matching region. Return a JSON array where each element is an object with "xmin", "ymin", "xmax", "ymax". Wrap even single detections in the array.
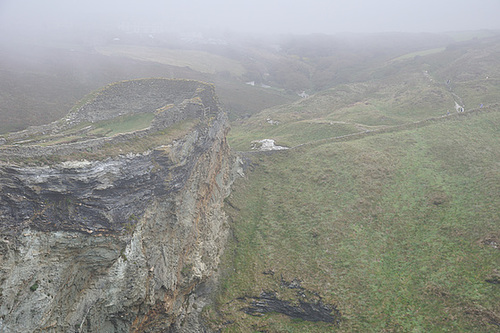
[
  {"xmin": 227, "ymin": 74, "xmax": 457, "ymax": 151},
  {"xmin": 210, "ymin": 36, "xmax": 500, "ymax": 332},
  {"xmin": 211, "ymin": 109, "xmax": 500, "ymax": 332},
  {"xmin": 227, "ymin": 35, "xmax": 500, "ymax": 151}
]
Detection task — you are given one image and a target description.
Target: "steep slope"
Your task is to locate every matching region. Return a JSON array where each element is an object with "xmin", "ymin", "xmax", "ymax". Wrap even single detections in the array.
[
  {"xmin": 213, "ymin": 97, "xmax": 500, "ymax": 333},
  {"xmin": 210, "ymin": 37, "xmax": 500, "ymax": 332},
  {"xmin": 0, "ymin": 79, "xmax": 239, "ymax": 332}
]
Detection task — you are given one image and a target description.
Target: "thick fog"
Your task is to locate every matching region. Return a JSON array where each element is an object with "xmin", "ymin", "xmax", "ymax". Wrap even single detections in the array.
[{"xmin": 1, "ymin": 0, "xmax": 500, "ymax": 39}]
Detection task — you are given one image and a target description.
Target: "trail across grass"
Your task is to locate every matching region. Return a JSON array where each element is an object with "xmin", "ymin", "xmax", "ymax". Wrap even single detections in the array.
[{"xmin": 210, "ymin": 109, "xmax": 500, "ymax": 332}]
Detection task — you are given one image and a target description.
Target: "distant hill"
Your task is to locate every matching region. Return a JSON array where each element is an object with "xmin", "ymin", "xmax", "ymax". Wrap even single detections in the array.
[
  {"xmin": 3, "ymin": 31, "xmax": 493, "ymax": 134},
  {"xmin": 0, "ymin": 40, "xmax": 294, "ymax": 134},
  {"xmin": 227, "ymin": 34, "xmax": 500, "ymax": 151}
]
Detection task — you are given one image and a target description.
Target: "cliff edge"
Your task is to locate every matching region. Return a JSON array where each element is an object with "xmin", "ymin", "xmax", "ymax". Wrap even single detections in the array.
[{"xmin": 0, "ymin": 78, "xmax": 238, "ymax": 332}]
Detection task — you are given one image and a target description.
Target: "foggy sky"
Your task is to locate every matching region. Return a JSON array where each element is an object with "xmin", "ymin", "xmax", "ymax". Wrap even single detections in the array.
[{"xmin": 1, "ymin": 0, "xmax": 500, "ymax": 37}]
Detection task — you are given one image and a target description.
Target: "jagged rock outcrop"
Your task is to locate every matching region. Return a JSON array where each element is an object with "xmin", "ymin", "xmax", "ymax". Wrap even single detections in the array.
[
  {"xmin": 240, "ymin": 277, "xmax": 341, "ymax": 325},
  {"xmin": 0, "ymin": 79, "xmax": 240, "ymax": 332}
]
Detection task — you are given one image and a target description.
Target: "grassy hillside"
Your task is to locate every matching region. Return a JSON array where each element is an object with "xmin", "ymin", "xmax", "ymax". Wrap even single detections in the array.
[
  {"xmin": 0, "ymin": 42, "xmax": 295, "ymax": 134},
  {"xmin": 96, "ymin": 44, "xmax": 246, "ymax": 75},
  {"xmin": 209, "ymin": 108, "xmax": 500, "ymax": 332},
  {"xmin": 2, "ymin": 31, "xmax": 471, "ymax": 134},
  {"xmin": 208, "ymin": 35, "xmax": 500, "ymax": 332},
  {"xmin": 227, "ymin": 73, "xmax": 457, "ymax": 151},
  {"xmin": 227, "ymin": 35, "xmax": 500, "ymax": 151}
]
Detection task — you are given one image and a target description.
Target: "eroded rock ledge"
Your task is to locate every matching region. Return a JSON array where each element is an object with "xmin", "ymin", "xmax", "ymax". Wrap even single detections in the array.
[
  {"xmin": 0, "ymin": 78, "xmax": 239, "ymax": 332},
  {"xmin": 240, "ymin": 277, "xmax": 341, "ymax": 325},
  {"xmin": 242, "ymin": 291, "xmax": 339, "ymax": 323}
]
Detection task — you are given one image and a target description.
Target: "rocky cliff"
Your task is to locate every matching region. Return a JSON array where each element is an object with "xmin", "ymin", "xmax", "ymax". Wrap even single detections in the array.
[{"xmin": 0, "ymin": 79, "xmax": 239, "ymax": 332}]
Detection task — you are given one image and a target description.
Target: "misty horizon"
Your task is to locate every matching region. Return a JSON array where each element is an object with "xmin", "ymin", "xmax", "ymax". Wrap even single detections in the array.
[{"xmin": 1, "ymin": 0, "xmax": 500, "ymax": 41}]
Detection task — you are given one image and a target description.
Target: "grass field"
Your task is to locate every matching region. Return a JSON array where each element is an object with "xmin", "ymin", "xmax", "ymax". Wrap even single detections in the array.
[
  {"xmin": 15, "ymin": 118, "xmax": 200, "ymax": 165},
  {"xmin": 96, "ymin": 45, "xmax": 246, "ymax": 76},
  {"xmin": 211, "ymin": 35, "xmax": 500, "ymax": 331},
  {"xmin": 227, "ymin": 71, "xmax": 457, "ymax": 151},
  {"xmin": 88, "ymin": 112, "xmax": 156, "ymax": 137},
  {"xmin": 13, "ymin": 112, "xmax": 156, "ymax": 148},
  {"xmin": 211, "ymin": 109, "xmax": 500, "ymax": 332}
]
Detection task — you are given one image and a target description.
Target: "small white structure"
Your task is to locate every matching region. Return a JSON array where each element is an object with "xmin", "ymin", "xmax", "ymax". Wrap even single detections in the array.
[
  {"xmin": 298, "ymin": 91, "xmax": 309, "ymax": 98},
  {"xmin": 250, "ymin": 139, "xmax": 288, "ymax": 151}
]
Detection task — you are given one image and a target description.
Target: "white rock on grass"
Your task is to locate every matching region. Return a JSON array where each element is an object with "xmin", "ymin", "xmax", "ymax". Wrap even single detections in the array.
[{"xmin": 250, "ymin": 139, "xmax": 288, "ymax": 151}]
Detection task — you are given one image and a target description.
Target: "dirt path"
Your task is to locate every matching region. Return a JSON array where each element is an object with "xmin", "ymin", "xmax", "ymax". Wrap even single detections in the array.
[{"xmin": 290, "ymin": 105, "xmax": 498, "ymax": 150}]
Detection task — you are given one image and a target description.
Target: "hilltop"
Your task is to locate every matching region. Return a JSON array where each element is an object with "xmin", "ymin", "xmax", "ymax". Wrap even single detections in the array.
[
  {"xmin": 0, "ymin": 78, "xmax": 236, "ymax": 332},
  {"xmin": 0, "ymin": 78, "xmax": 220, "ymax": 162}
]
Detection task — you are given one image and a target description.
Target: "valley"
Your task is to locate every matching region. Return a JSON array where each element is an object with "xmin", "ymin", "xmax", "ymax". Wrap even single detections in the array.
[{"xmin": 0, "ymin": 30, "xmax": 498, "ymax": 332}]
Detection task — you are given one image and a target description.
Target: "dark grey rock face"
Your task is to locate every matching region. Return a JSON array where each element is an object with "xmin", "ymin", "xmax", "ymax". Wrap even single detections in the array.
[
  {"xmin": 242, "ymin": 291, "xmax": 340, "ymax": 324},
  {"xmin": 240, "ymin": 277, "xmax": 341, "ymax": 325},
  {"xmin": 0, "ymin": 79, "xmax": 238, "ymax": 332}
]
